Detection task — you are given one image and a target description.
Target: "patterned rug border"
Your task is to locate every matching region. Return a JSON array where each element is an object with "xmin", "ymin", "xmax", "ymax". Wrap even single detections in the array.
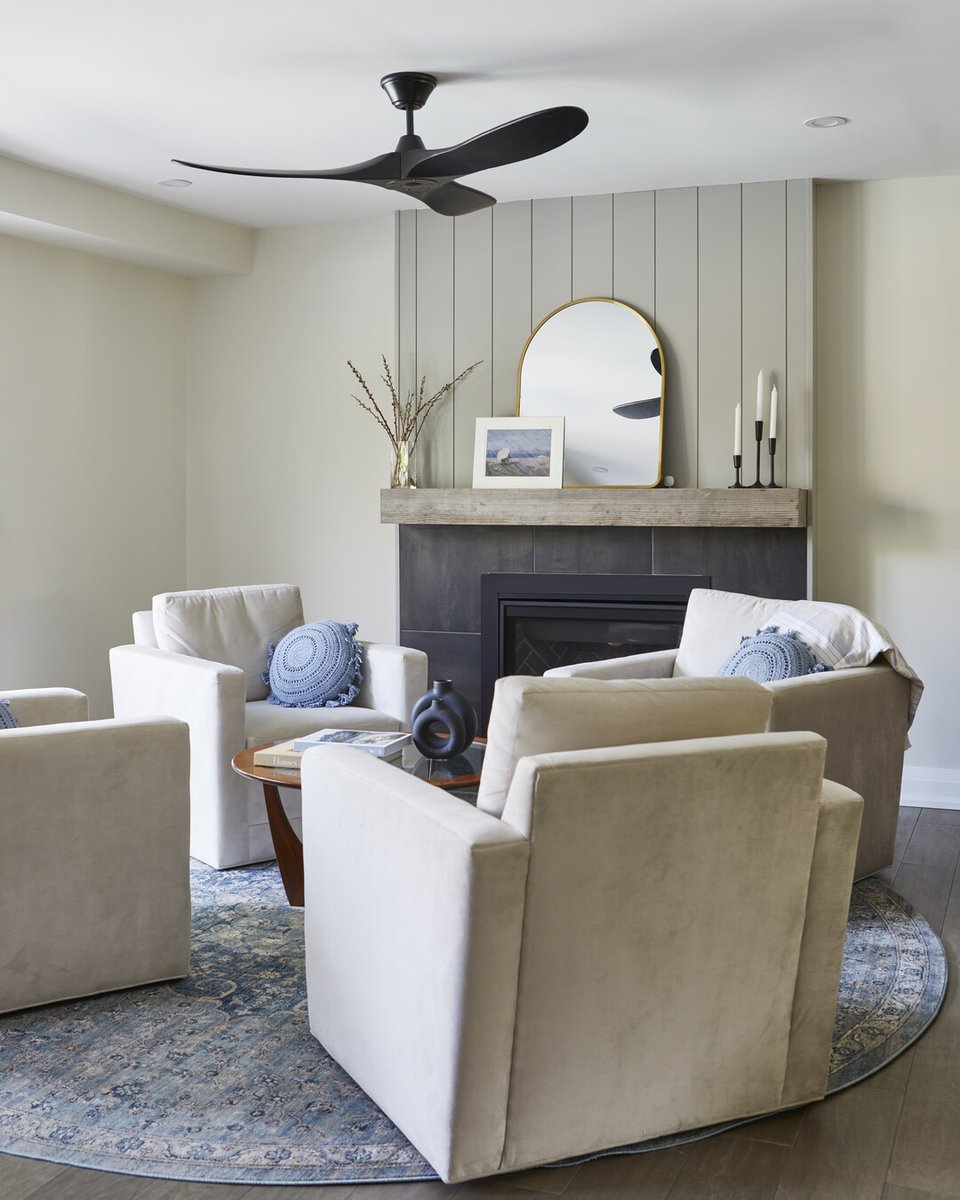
[
  {"xmin": 0, "ymin": 868, "xmax": 946, "ymax": 1186},
  {"xmin": 826, "ymin": 878, "xmax": 947, "ymax": 1091}
]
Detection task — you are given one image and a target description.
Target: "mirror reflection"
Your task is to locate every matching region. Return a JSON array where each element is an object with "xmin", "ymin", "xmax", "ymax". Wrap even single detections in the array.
[{"xmin": 517, "ymin": 298, "xmax": 664, "ymax": 487}]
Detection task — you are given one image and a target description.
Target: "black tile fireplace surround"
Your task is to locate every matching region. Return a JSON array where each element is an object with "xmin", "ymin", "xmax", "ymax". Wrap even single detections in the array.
[{"xmin": 398, "ymin": 524, "xmax": 807, "ymax": 734}]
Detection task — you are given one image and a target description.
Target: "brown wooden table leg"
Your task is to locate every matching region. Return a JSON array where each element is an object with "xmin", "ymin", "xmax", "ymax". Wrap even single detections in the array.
[{"xmin": 262, "ymin": 782, "xmax": 304, "ymax": 906}]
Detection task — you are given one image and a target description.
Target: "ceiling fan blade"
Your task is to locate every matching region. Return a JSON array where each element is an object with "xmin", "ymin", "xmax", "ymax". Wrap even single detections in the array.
[
  {"xmin": 408, "ymin": 106, "xmax": 588, "ymax": 180},
  {"xmin": 418, "ymin": 181, "xmax": 497, "ymax": 217},
  {"xmin": 613, "ymin": 398, "xmax": 661, "ymax": 420},
  {"xmin": 171, "ymin": 151, "xmax": 400, "ymax": 182}
]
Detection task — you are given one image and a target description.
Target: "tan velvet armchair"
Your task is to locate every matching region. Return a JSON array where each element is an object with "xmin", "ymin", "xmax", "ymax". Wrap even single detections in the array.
[
  {"xmin": 0, "ymin": 688, "xmax": 190, "ymax": 1014},
  {"xmin": 301, "ymin": 674, "xmax": 863, "ymax": 1182},
  {"xmin": 545, "ymin": 587, "xmax": 916, "ymax": 879},
  {"xmin": 110, "ymin": 584, "xmax": 428, "ymax": 869}
]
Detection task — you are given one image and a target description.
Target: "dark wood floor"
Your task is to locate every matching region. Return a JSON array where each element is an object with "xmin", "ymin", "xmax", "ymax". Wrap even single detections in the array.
[{"xmin": 3, "ymin": 805, "xmax": 959, "ymax": 1200}]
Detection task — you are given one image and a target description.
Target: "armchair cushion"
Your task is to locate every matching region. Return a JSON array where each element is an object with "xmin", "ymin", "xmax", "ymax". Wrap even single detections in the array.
[
  {"xmin": 477, "ymin": 674, "xmax": 773, "ymax": 819},
  {"xmin": 152, "ymin": 584, "xmax": 304, "ymax": 701},
  {"xmin": 263, "ymin": 620, "xmax": 362, "ymax": 708},
  {"xmin": 245, "ymin": 699, "xmax": 401, "ymax": 744},
  {"xmin": 675, "ymin": 588, "xmax": 785, "ymax": 677}
]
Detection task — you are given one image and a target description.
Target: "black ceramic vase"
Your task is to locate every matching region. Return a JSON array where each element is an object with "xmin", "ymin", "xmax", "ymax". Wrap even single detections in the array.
[{"xmin": 410, "ymin": 679, "xmax": 478, "ymax": 760}]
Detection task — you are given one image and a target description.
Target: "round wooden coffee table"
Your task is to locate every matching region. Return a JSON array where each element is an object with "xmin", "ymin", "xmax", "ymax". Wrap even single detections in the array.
[{"xmin": 232, "ymin": 740, "xmax": 485, "ymax": 907}]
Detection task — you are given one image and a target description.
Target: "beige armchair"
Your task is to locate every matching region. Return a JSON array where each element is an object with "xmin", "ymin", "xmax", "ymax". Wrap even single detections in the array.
[
  {"xmin": 301, "ymin": 673, "xmax": 862, "ymax": 1183},
  {"xmin": 0, "ymin": 688, "xmax": 190, "ymax": 1014},
  {"xmin": 110, "ymin": 584, "xmax": 428, "ymax": 869},
  {"xmin": 545, "ymin": 587, "xmax": 916, "ymax": 879}
]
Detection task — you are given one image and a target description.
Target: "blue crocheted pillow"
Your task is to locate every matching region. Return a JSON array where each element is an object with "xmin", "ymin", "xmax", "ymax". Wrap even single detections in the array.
[
  {"xmin": 262, "ymin": 621, "xmax": 363, "ymax": 708},
  {"xmin": 718, "ymin": 626, "xmax": 833, "ymax": 683},
  {"xmin": 0, "ymin": 699, "xmax": 17, "ymax": 729}
]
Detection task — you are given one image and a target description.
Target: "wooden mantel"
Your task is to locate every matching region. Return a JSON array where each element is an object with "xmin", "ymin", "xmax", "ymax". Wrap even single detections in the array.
[{"xmin": 380, "ymin": 487, "xmax": 808, "ymax": 528}]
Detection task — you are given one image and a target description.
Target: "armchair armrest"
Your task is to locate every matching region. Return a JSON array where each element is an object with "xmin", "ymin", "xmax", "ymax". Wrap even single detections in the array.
[
  {"xmin": 1, "ymin": 687, "xmax": 88, "ymax": 727},
  {"xmin": 110, "ymin": 644, "xmax": 246, "ymax": 731},
  {"xmin": 110, "ymin": 644, "xmax": 248, "ymax": 865},
  {"xmin": 354, "ymin": 641, "xmax": 428, "ymax": 728},
  {"xmin": 767, "ymin": 664, "xmax": 911, "ymax": 879},
  {"xmin": 782, "ymin": 778, "xmax": 863, "ymax": 1105},
  {"xmin": 301, "ymin": 747, "xmax": 528, "ymax": 1182},
  {"xmin": 766, "ymin": 663, "xmax": 909, "ymax": 723},
  {"xmin": 544, "ymin": 647, "xmax": 678, "ymax": 681}
]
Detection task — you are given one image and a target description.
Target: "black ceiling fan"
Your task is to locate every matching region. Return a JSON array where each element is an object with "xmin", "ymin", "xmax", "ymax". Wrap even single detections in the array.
[{"xmin": 173, "ymin": 72, "xmax": 588, "ymax": 217}]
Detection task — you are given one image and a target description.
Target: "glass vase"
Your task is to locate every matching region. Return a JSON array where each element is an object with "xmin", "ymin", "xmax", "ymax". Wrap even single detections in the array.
[{"xmin": 390, "ymin": 440, "xmax": 415, "ymax": 488}]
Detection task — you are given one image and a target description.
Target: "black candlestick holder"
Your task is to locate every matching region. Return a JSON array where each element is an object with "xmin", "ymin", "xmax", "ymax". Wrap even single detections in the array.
[
  {"xmin": 749, "ymin": 420, "xmax": 765, "ymax": 487},
  {"xmin": 767, "ymin": 437, "xmax": 780, "ymax": 487},
  {"xmin": 729, "ymin": 453, "xmax": 743, "ymax": 488}
]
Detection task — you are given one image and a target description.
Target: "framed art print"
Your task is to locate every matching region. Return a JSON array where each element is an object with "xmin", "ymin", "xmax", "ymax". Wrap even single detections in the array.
[{"xmin": 472, "ymin": 416, "xmax": 564, "ymax": 488}]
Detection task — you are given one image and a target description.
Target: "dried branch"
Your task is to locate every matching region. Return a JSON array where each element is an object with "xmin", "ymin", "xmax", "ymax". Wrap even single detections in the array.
[
  {"xmin": 346, "ymin": 358, "xmax": 481, "ymax": 464},
  {"xmin": 411, "ymin": 363, "xmax": 479, "ymax": 445},
  {"xmin": 347, "ymin": 360, "xmax": 398, "ymax": 453}
]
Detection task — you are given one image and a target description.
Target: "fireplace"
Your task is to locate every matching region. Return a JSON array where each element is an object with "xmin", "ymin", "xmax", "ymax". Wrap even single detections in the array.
[
  {"xmin": 396, "ymin": 521, "xmax": 807, "ymax": 735},
  {"xmin": 479, "ymin": 573, "xmax": 707, "ymax": 728}
]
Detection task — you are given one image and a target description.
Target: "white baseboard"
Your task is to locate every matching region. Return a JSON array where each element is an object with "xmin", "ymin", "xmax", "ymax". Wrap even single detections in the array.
[{"xmin": 900, "ymin": 766, "xmax": 960, "ymax": 811}]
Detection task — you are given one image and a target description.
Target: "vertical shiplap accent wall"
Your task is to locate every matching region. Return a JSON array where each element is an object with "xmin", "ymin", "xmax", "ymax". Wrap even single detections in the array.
[
  {"xmin": 572, "ymin": 194, "xmax": 614, "ymax": 296},
  {"xmin": 492, "ymin": 202, "xmax": 532, "ymax": 420},
  {"xmin": 698, "ymin": 185, "xmax": 742, "ymax": 486},
  {"xmin": 452, "ymin": 208, "xmax": 493, "ymax": 480},
  {"xmin": 742, "ymin": 181, "xmax": 787, "ymax": 487},
  {"xmin": 532, "ymin": 197, "xmax": 574, "ymax": 321},
  {"xmin": 656, "ymin": 188, "xmax": 699, "ymax": 486},
  {"xmin": 612, "ymin": 190, "xmax": 655, "ymax": 314},
  {"xmin": 413, "ymin": 214, "xmax": 454, "ymax": 488},
  {"xmin": 399, "ymin": 181, "xmax": 812, "ymax": 490}
]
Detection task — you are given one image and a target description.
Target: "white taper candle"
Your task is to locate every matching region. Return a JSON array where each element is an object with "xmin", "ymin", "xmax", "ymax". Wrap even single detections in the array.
[
  {"xmin": 734, "ymin": 401, "xmax": 742, "ymax": 456},
  {"xmin": 756, "ymin": 371, "xmax": 765, "ymax": 423},
  {"xmin": 769, "ymin": 385, "xmax": 779, "ymax": 440}
]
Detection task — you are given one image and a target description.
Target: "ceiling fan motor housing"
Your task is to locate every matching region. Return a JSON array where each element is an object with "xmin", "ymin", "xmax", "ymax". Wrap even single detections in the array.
[{"xmin": 380, "ymin": 72, "xmax": 438, "ymax": 111}]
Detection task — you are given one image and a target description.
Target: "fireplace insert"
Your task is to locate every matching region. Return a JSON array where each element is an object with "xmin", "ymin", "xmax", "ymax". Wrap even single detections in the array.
[{"xmin": 479, "ymin": 573, "xmax": 708, "ymax": 730}]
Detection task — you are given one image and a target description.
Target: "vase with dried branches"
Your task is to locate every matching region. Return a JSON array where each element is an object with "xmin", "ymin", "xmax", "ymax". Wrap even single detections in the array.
[{"xmin": 347, "ymin": 356, "xmax": 480, "ymax": 487}]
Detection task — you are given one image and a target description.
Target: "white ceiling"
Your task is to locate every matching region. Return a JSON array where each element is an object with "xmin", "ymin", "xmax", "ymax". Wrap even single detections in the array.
[{"xmin": 4, "ymin": 0, "xmax": 960, "ymax": 229}]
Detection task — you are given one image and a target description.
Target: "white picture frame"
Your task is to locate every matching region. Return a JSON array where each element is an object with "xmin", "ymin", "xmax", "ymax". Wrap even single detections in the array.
[{"xmin": 472, "ymin": 416, "xmax": 565, "ymax": 489}]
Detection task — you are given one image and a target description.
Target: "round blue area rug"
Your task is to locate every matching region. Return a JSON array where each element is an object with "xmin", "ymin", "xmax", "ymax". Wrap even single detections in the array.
[{"xmin": 0, "ymin": 868, "xmax": 946, "ymax": 1186}]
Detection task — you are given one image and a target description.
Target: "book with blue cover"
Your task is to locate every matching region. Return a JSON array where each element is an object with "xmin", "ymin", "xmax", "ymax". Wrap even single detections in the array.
[{"xmin": 292, "ymin": 729, "xmax": 410, "ymax": 758}]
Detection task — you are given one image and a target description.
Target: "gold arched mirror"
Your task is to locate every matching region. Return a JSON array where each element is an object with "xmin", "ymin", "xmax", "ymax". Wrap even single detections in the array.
[{"xmin": 517, "ymin": 298, "xmax": 664, "ymax": 487}]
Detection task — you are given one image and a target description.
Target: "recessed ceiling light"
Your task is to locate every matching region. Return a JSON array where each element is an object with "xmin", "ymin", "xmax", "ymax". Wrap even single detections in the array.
[
  {"xmin": 804, "ymin": 115, "xmax": 849, "ymax": 129},
  {"xmin": 158, "ymin": 177, "xmax": 193, "ymax": 187}
]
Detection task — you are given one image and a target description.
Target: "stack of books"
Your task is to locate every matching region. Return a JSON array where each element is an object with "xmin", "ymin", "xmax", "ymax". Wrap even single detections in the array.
[{"xmin": 252, "ymin": 729, "xmax": 411, "ymax": 770}]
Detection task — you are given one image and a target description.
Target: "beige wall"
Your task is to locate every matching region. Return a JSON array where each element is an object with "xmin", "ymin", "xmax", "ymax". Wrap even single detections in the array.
[
  {"xmin": 184, "ymin": 216, "xmax": 399, "ymax": 643},
  {"xmin": 817, "ymin": 178, "xmax": 960, "ymax": 803},
  {"xmin": 0, "ymin": 233, "xmax": 188, "ymax": 717},
  {"xmin": 0, "ymin": 212, "xmax": 399, "ymax": 719}
]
